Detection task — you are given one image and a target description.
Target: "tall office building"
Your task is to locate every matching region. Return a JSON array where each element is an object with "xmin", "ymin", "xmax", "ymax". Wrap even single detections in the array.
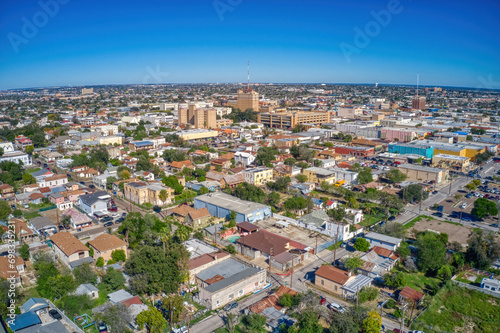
[
  {"xmin": 258, "ymin": 111, "xmax": 331, "ymax": 128},
  {"xmin": 412, "ymin": 96, "xmax": 426, "ymax": 110}
]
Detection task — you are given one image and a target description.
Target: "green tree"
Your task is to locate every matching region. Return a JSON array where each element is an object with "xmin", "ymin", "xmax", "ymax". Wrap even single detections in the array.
[
  {"xmin": 96, "ymin": 303, "xmax": 132, "ymax": 333},
  {"xmin": 466, "ymin": 229, "xmax": 500, "ymax": 269},
  {"xmin": 267, "ymin": 191, "xmax": 281, "ymax": 207},
  {"xmin": 437, "ymin": 264, "xmax": 454, "ymax": 280},
  {"xmin": 241, "ymin": 313, "xmax": 267, "ymax": 332},
  {"xmin": 106, "ymin": 176, "xmax": 118, "ymax": 190},
  {"xmin": 284, "ymin": 157, "xmax": 296, "ymax": 166},
  {"xmin": 73, "ymin": 264, "xmax": 97, "ymax": 285},
  {"xmin": 344, "ymin": 256, "xmax": 364, "ymax": 272},
  {"xmin": 396, "ymin": 241, "xmax": 411, "ymax": 258},
  {"xmin": 19, "ymin": 243, "xmax": 30, "ymax": 260},
  {"xmin": 404, "ymin": 184, "xmax": 428, "ymax": 203},
  {"xmin": 136, "ymin": 307, "xmax": 167, "ymax": 333},
  {"xmin": 362, "ymin": 311, "xmax": 382, "ymax": 333},
  {"xmin": 383, "ymin": 271, "xmax": 405, "ymax": 288},
  {"xmin": 296, "ymin": 174, "xmax": 308, "ymax": 183},
  {"xmin": 22, "ymin": 173, "xmax": 36, "ymax": 185},
  {"xmin": 225, "ymin": 244, "xmax": 237, "ymax": 254},
  {"xmin": 199, "ymin": 187, "xmax": 209, "ymax": 195},
  {"xmin": 327, "ymin": 206, "xmax": 346, "ymax": 221},
  {"xmin": 386, "ymin": 169, "xmax": 407, "ymax": 183},
  {"xmin": 0, "ymin": 200, "xmax": 12, "ymax": 220},
  {"xmin": 162, "ymin": 294, "xmax": 184, "ymax": 323},
  {"xmin": 103, "ymin": 267, "xmax": 125, "ymax": 291},
  {"xmin": 357, "ymin": 168, "xmax": 373, "ymax": 184},
  {"xmin": 256, "ymin": 146, "xmax": 278, "ymax": 166},
  {"xmin": 471, "ymin": 197, "xmax": 498, "ymax": 219},
  {"xmin": 111, "ymin": 249, "xmax": 127, "ymax": 262},
  {"xmin": 295, "ymin": 311, "xmax": 323, "ymax": 333},
  {"xmin": 267, "ymin": 176, "xmax": 291, "ymax": 192},
  {"xmin": 415, "ymin": 231, "xmax": 447, "ymax": 273},
  {"xmin": 329, "ymin": 313, "xmax": 359, "ymax": 333},
  {"xmin": 357, "ymin": 287, "xmax": 379, "ymax": 303},
  {"xmin": 353, "ymin": 238, "xmax": 370, "ymax": 252},
  {"xmin": 96, "ymin": 257, "xmax": 104, "ymax": 267}
]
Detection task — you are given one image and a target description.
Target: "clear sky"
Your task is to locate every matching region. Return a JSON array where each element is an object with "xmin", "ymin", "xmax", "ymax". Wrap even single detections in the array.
[{"xmin": 1, "ymin": 0, "xmax": 499, "ymax": 90}]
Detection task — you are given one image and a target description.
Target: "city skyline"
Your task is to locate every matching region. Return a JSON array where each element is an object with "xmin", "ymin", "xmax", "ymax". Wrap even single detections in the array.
[{"xmin": 1, "ymin": 0, "xmax": 499, "ymax": 90}]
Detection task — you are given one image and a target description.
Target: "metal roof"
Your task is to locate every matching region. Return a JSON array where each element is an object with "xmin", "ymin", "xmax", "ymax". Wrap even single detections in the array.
[
  {"xmin": 203, "ymin": 266, "xmax": 263, "ymax": 293},
  {"xmin": 195, "ymin": 192, "xmax": 270, "ymax": 215},
  {"xmin": 9, "ymin": 312, "xmax": 41, "ymax": 331},
  {"xmin": 342, "ymin": 274, "xmax": 373, "ymax": 294}
]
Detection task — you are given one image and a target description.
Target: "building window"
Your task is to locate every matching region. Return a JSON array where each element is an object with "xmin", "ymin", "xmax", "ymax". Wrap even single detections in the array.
[
  {"xmin": 216, "ymin": 300, "xmax": 220, "ymax": 306},
  {"xmin": 335, "ymin": 286, "xmax": 338, "ymax": 291},
  {"xmin": 239, "ymin": 289, "xmax": 244, "ymax": 296},
  {"xmin": 321, "ymin": 279, "xmax": 324, "ymax": 286}
]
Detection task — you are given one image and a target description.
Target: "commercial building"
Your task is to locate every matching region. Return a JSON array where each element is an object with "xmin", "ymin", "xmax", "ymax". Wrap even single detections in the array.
[
  {"xmin": 412, "ymin": 96, "xmax": 426, "ymax": 110},
  {"xmin": 176, "ymin": 129, "xmax": 219, "ymax": 141},
  {"xmin": 329, "ymin": 167, "xmax": 358, "ymax": 185},
  {"xmin": 333, "ymin": 146, "xmax": 375, "ymax": 158},
  {"xmin": 258, "ymin": 111, "xmax": 331, "ymax": 129},
  {"xmin": 228, "ymin": 89, "xmax": 259, "ymax": 112},
  {"xmin": 194, "ymin": 192, "xmax": 272, "ymax": 223},
  {"xmin": 197, "ymin": 258, "xmax": 267, "ymax": 310},
  {"xmin": 242, "ymin": 167, "xmax": 273, "ymax": 186},
  {"xmin": 178, "ymin": 104, "xmax": 217, "ymax": 129},
  {"xmin": 432, "ymin": 154, "xmax": 471, "ymax": 172},
  {"xmin": 302, "ymin": 167, "xmax": 335, "ymax": 185},
  {"xmin": 388, "ymin": 142, "xmax": 434, "ymax": 159},
  {"xmin": 123, "ymin": 182, "xmax": 174, "ymax": 206},
  {"xmin": 397, "ymin": 163, "xmax": 448, "ymax": 184}
]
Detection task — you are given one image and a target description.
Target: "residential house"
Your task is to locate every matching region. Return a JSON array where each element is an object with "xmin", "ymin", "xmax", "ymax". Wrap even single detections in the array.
[
  {"xmin": 78, "ymin": 191, "xmax": 111, "ymax": 215},
  {"xmin": 302, "ymin": 167, "xmax": 335, "ymax": 185},
  {"xmin": 186, "ymin": 208, "xmax": 211, "ymax": 229},
  {"xmin": 398, "ymin": 286, "xmax": 424, "ymax": 305},
  {"xmin": 234, "ymin": 151, "xmax": 256, "ymax": 167},
  {"xmin": 93, "ymin": 170, "xmax": 118, "ymax": 190},
  {"xmin": 62, "ymin": 208, "xmax": 93, "ymax": 229},
  {"xmin": 74, "ymin": 283, "xmax": 99, "ymax": 299},
  {"xmin": 242, "ymin": 167, "xmax": 273, "ymax": 186},
  {"xmin": 357, "ymin": 247, "xmax": 398, "ymax": 280},
  {"xmin": 172, "ymin": 205, "xmax": 196, "ymax": 220},
  {"xmin": 196, "ymin": 258, "xmax": 267, "ymax": 310},
  {"xmin": 364, "ymin": 232, "xmax": 402, "ymax": 251},
  {"xmin": 314, "ymin": 265, "xmax": 354, "ymax": 296},
  {"xmin": 0, "ymin": 184, "xmax": 15, "ymax": 199},
  {"xmin": 37, "ymin": 174, "xmax": 68, "ymax": 188},
  {"xmin": 28, "ymin": 192, "xmax": 45, "ymax": 204},
  {"xmin": 29, "ymin": 216, "xmax": 57, "ymax": 235},
  {"xmin": 134, "ymin": 170, "xmax": 154, "ymax": 181},
  {"xmin": 50, "ymin": 232, "xmax": 92, "ymax": 268},
  {"xmin": 170, "ymin": 160, "xmax": 193, "ymax": 172},
  {"xmin": 480, "ymin": 278, "xmax": 500, "ymax": 294},
  {"xmin": 88, "ymin": 234, "xmax": 128, "ymax": 264},
  {"xmin": 188, "ymin": 251, "xmax": 231, "ymax": 284},
  {"xmin": 298, "ymin": 210, "xmax": 351, "ymax": 241},
  {"xmin": 13, "ymin": 219, "xmax": 37, "ymax": 243},
  {"xmin": 211, "ymin": 158, "xmax": 231, "ymax": 169},
  {"xmin": 220, "ymin": 173, "xmax": 246, "ymax": 188},
  {"xmin": 273, "ymin": 165, "xmax": 301, "ymax": 178},
  {"xmin": 123, "ymin": 182, "xmax": 174, "ymax": 206},
  {"xmin": 0, "ymin": 256, "xmax": 24, "ymax": 286}
]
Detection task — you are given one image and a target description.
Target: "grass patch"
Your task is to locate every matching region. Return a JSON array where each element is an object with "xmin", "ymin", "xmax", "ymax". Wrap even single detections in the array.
[
  {"xmin": 400, "ymin": 271, "xmax": 442, "ymax": 294},
  {"xmin": 361, "ymin": 210, "xmax": 386, "ymax": 227},
  {"xmin": 327, "ymin": 241, "xmax": 343, "ymax": 251},
  {"xmin": 404, "ymin": 215, "xmax": 428, "ymax": 230},
  {"xmin": 23, "ymin": 210, "xmax": 41, "ymax": 220},
  {"xmin": 26, "ymin": 168, "xmax": 41, "ymax": 174},
  {"xmin": 412, "ymin": 283, "xmax": 500, "ymax": 333}
]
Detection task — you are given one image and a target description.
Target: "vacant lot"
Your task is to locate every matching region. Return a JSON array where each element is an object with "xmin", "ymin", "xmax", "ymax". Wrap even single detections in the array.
[
  {"xmin": 412, "ymin": 283, "xmax": 500, "ymax": 333},
  {"xmin": 408, "ymin": 219, "xmax": 472, "ymax": 245}
]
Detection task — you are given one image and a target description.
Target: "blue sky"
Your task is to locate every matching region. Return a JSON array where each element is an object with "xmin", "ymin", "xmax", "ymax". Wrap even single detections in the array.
[{"xmin": 0, "ymin": 0, "xmax": 499, "ymax": 90}]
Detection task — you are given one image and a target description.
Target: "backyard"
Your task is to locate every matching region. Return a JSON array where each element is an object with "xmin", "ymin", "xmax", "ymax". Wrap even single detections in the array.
[{"xmin": 411, "ymin": 283, "xmax": 500, "ymax": 333}]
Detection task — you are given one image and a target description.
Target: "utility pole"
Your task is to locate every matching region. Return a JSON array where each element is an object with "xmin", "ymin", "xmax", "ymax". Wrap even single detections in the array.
[
  {"xmin": 449, "ymin": 176, "xmax": 453, "ymax": 195},
  {"xmin": 290, "ymin": 268, "xmax": 293, "ymax": 289},
  {"xmin": 400, "ymin": 302, "xmax": 407, "ymax": 333},
  {"xmin": 268, "ymin": 247, "xmax": 273, "ymax": 282},
  {"xmin": 356, "ymin": 286, "xmax": 359, "ymax": 306},
  {"xmin": 187, "ymin": 313, "xmax": 190, "ymax": 333},
  {"xmin": 333, "ymin": 223, "xmax": 340, "ymax": 266},
  {"xmin": 315, "ymin": 234, "xmax": 319, "ymax": 255}
]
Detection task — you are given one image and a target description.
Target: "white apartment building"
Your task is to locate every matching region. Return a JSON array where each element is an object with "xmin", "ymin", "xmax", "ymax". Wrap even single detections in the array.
[{"xmin": 0, "ymin": 151, "xmax": 32, "ymax": 166}]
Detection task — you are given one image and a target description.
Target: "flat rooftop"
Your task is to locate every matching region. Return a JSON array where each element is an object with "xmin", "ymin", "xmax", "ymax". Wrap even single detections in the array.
[
  {"xmin": 398, "ymin": 163, "xmax": 445, "ymax": 173},
  {"xmin": 305, "ymin": 167, "xmax": 334, "ymax": 176},
  {"xmin": 196, "ymin": 258, "xmax": 248, "ymax": 282},
  {"xmin": 195, "ymin": 192, "xmax": 269, "ymax": 215},
  {"xmin": 433, "ymin": 154, "xmax": 470, "ymax": 161},
  {"xmin": 184, "ymin": 239, "xmax": 218, "ymax": 259}
]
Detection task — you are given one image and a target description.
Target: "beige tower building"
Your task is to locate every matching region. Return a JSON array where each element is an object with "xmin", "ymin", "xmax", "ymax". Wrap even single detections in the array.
[
  {"xmin": 178, "ymin": 104, "xmax": 216, "ymax": 129},
  {"xmin": 228, "ymin": 89, "xmax": 259, "ymax": 111}
]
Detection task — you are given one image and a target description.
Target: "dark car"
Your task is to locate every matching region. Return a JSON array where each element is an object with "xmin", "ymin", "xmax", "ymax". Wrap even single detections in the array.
[
  {"xmin": 461, "ymin": 216, "xmax": 472, "ymax": 222},
  {"xmin": 432, "ymin": 190, "xmax": 439, "ymax": 195},
  {"xmin": 103, "ymin": 221, "xmax": 114, "ymax": 227},
  {"xmin": 388, "ymin": 216, "xmax": 396, "ymax": 221},
  {"xmin": 153, "ymin": 205, "xmax": 161, "ymax": 213},
  {"xmin": 449, "ymin": 213, "xmax": 460, "ymax": 218},
  {"xmin": 223, "ymin": 301, "xmax": 238, "ymax": 311},
  {"xmin": 59, "ymin": 225, "xmax": 65, "ymax": 231},
  {"xmin": 79, "ymin": 181, "xmax": 85, "ymax": 185},
  {"xmin": 89, "ymin": 184, "xmax": 95, "ymax": 189},
  {"xmin": 49, "ymin": 309, "xmax": 62, "ymax": 320},
  {"xmin": 432, "ymin": 212, "xmax": 443, "ymax": 218},
  {"xmin": 108, "ymin": 205, "xmax": 117, "ymax": 212},
  {"xmin": 100, "ymin": 216, "xmax": 113, "ymax": 223},
  {"xmin": 115, "ymin": 217, "xmax": 125, "ymax": 224},
  {"xmin": 98, "ymin": 322, "xmax": 108, "ymax": 333},
  {"xmin": 122, "ymin": 212, "xmax": 127, "ymax": 217},
  {"xmin": 11, "ymin": 204, "xmax": 16, "ymax": 210},
  {"xmin": 43, "ymin": 163, "xmax": 48, "ymax": 168}
]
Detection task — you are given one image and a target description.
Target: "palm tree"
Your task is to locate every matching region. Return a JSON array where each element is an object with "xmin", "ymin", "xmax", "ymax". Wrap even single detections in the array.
[{"xmin": 159, "ymin": 226, "xmax": 170, "ymax": 254}]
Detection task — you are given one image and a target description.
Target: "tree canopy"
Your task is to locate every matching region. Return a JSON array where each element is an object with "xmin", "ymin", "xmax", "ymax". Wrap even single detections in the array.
[{"xmin": 471, "ymin": 197, "xmax": 498, "ymax": 219}]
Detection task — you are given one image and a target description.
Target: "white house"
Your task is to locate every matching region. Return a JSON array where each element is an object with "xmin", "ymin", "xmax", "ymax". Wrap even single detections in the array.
[
  {"xmin": 37, "ymin": 174, "xmax": 68, "ymax": 188},
  {"xmin": 235, "ymin": 151, "xmax": 256, "ymax": 167},
  {"xmin": 0, "ymin": 151, "xmax": 32, "ymax": 166}
]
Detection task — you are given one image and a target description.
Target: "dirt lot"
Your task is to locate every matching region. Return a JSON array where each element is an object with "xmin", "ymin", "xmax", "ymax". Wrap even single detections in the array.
[
  {"xmin": 408, "ymin": 219, "xmax": 472, "ymax": 245},
  {"xmin": 257, "ymin": 217, "xmax": 333, "ymax": 248}
]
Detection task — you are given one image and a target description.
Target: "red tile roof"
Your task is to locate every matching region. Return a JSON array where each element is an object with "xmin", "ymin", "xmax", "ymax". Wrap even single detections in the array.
[
  {"xmin": 399, "ymin": 286, "xmax": 424, "ymax": 302},
  {"xmin": 315, "ymin": 265, "xmax": 351, "ymax": 285}
]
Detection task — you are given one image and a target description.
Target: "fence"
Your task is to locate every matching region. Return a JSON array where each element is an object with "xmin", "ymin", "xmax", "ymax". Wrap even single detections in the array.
[
  {"xmin": 39, "ymin": 205, "xmax": 57, "ymax": 212},
  {"xmin": 451, "ymin": 279, "xmax": 500, "ymax": 297}
]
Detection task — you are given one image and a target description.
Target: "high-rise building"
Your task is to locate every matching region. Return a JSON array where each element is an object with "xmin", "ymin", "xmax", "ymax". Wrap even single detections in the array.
[
  {"xmin": 228, "ymin": 89, "xmax": 259, "ymax": 111},
  {"xmin": 412, "ymin": 96, "xmax": 426, "ymax": 110},
  {"xmin": 81, "ymin": 87, "xmax": 93, "ymax": 95},
  {"xmin": 177, "ymin": 104, "xmax": 216, "ymax": 129}
]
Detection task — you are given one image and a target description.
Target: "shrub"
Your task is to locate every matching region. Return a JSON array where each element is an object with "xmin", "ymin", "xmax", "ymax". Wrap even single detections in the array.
[{"xmin": 385, "ymin": 299, "xmax": 396, "ymax": 309}]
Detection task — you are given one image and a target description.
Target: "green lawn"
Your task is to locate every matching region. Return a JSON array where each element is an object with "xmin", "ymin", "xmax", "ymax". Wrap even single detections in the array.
[
  {"xmin": 400, "ymin": 271, "xmax": 442, "ymax": 294},
  {"xmin": 404, "ymin": 215, "xmax": 433, "ymax": 230},
  {"xmin": 412, "ymin": 283, "xmax": 500, "ymax": 333},
  {"xmin": 361, "ymin": 211, "xmax": 386, "ymax": 227}
]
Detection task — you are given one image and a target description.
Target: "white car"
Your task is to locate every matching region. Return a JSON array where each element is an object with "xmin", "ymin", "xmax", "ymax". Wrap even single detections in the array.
[
  {"xmin": 23, "ymin": 204, "xmax": 29, "ymax": 209},
  {"xmin": 475, "ymin": 192, "xmax": 480, "ymax": 197},
  {"xmin": 328, "ymin": 303, "xmax": 346, "ymax": 313},
  {"xmin": 111, "ymin": 213, "xmax": 120, "ymax": 218},
  {"xmin": 460, "ymin": 203, "xmax": 467, "ymax": 209}
]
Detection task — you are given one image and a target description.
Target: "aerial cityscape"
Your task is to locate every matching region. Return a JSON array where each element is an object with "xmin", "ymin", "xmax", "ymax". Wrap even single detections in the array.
[{"xmin": 0, "ymin": 1, "xmax": 499, "ymax": 333}]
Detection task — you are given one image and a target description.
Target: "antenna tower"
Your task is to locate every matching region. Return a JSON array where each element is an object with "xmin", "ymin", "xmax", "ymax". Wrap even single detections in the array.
[
  {"xmin": 247, "ymin": 61, "xmax": 250, "ymax": 92},
  {"xmin": 416, "ymin": 73, "xmax": 419, "ymax": 96}
]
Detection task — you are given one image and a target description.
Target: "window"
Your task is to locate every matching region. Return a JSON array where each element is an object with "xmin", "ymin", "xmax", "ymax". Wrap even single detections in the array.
[
  {"xmin": 335, "ymin": 286, "xmax": 338, "ymax": 291},
  {"xmin": 238, "ymin": 289, "xmax": 244, "ymax": 296},
  {"xmin": 216, "ymin": 300, "xmax": 220, "ymax": 306},
  {"xmin": 321, "ymin": 279, "xmax": 324, "ymax": 286},
  {"xmin": 228, "ymin": 293, "xmax": 234, "ymax": 300}
]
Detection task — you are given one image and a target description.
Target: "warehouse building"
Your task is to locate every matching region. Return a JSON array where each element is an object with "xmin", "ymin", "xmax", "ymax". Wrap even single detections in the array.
[
  {"xmin": 397, "ymin": 164, "xmax": 448, "ymax": 184},
  {"xmin": 194, "ymin": 192, "xmax": 272, "ymax": 223}
]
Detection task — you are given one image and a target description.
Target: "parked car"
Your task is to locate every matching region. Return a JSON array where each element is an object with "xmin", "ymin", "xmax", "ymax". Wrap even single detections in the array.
[
  {"xmin": 432, "ymin": 212, "xmax": 443, "ymax": 218},
  {"xmin": 89, "ymin": 184, "xmax": 95, "ymax": 189},
  {"xmin": 388, "ymin": 216, "xmax": 396, "ymax": 221},
  {"xmin": 49, "ymin": 309, "xmax": 62, "ymax": 320},
  {"xmin": 79, "ymin": 181, "xmax": 85, "ymax": 185},
  {"xmin": 100, "ymin": 216, "xmax": 113, "ymax": 223},
  {"xmin": 449, "ymin": 213, "xmax": 460, "ymax": 218},
  {"xmin": 103, "ymin": 221, "xmax": 114, "ymax": 227},
  {"xmin": 465, "ymin": 194, "xmax": 472, "ymax": 198},
  {"xmin": 153, "ymin": 205, "xmax": 161, "ymax": 213},
  {"xmin": 432, "ymin": 190, "xmax": 439, "ymax": 195},
  {"xmin": 460, "ymin": 203, "xmax": 467, "ymax": 209},
  {"xmin": 10, "ymin": 204, "xmax": 16, "ymax": 210},
  {"xmin": 23, "ymin": 204, "xmax": 29, "ymax": 209},
  {"xmin": 108, "ymin": 205, "xmax": 118, "ymax": 212},
  {"xmin": 223, "ymin": 301, "xmax": 238, "ymax": 311},
  {"xmin": 115, "ymin": 217, "xmax": 125, "ymax": 224},
  {"xmin": 461, "ymin": 216, "xmax": 472, "ymax": 222},
  {"xmin": 111, "ymin": 213, "xmax": 120, "ymax": 218},
  {"xmin": 328, "ymin": 303, "xmax": 346, "ymax": 314}
]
